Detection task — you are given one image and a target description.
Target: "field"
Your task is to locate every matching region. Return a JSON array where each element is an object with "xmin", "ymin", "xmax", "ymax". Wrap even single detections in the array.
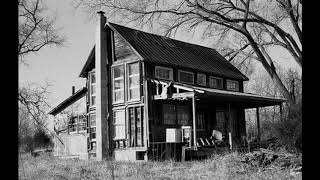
[{"xmin": 18, "ymin": 151, "xmax": 302, "ymax": 180}]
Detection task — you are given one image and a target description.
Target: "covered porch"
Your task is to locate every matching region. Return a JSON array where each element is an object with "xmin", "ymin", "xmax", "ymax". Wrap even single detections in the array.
[{"xmin": 147, "ymin": 79, "xmax": 286, "ymax": 161}]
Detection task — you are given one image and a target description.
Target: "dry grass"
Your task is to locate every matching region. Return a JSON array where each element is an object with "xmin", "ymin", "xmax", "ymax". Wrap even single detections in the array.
[{"xmin": 18, "ymin": 152, "xmax": 301, "ymax": 180}]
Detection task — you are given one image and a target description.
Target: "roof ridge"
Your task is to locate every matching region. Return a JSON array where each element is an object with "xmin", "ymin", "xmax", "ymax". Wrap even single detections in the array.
[{"xmin": 108, "ymin": 22, "xmax": 223, "ymax": 53}]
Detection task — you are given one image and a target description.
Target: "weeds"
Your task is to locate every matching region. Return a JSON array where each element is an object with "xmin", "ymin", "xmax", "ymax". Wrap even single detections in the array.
[{"xmin": 19, "ymin": 151, "xmax": 301, "ymax": 180}]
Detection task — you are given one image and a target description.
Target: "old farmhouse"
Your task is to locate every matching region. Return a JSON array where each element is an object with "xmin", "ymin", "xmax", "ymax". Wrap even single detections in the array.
[{"xmin": 48, "ymin": 12, "xmax": 285, "ymax": 161}]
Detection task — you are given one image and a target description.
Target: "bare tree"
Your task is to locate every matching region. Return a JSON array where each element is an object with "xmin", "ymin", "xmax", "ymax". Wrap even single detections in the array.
[
  {"xmin": 18, "ymin": 82, "xmax": 51, "ymax": 131},
  {"xmin": 18, "ymin": 0, "xmax": 65, "ymax": 129},
  {"xmin": 75, "ymin": 0, "xmax": 301, "ymax": 103},
  {"xmin": 19, "ymin": 0, "xmax": 65, "ymax": 64}
]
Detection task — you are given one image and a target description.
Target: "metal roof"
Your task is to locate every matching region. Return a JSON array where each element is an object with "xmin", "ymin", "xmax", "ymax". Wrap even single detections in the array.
[
  {"xmin": 79, "ymin": 23, "xmax": 249, "ymax": 81},
  {"xmin": 108, "ymin": 23, "xmax": 249, "ymax": 81},
  {"xmin": 48, "ymin": 87, "xmax": 87, "ymax": 116},
  {"xmin": 150, "ymin": 79, "xmax": 285, "ymax": 108}
]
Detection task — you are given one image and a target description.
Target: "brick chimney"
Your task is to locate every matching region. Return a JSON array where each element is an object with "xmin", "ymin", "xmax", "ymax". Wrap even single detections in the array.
[{"xmin": 95, "ymin": 11, "xmax": 112, "ymax": 160}]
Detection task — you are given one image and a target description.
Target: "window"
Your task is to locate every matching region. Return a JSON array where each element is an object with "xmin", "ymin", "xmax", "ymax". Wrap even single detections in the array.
[
  {"xmin": 163, "ymin": 104, "xmax": 176, "ymax": 125},
  {"xmin": 163, "ymin": 104, "xmax": 190, "ymax": 125},
  {"xmin": 209, "ymin": 76, "xmax": 223, "ymax": 89},
  {"xmin": 215, "ymin": 111, "xmax": 226, "ymax": 134},
  {"xmin": 68, "ymin": 115, "xmax": 87, "ymax": 133},
  {"xmin": 197, "ymin": 73, "xmax": 206, "ymax": 86},
  {"xmin": 89, "ymin": 113, "xmax": 96, "ymax": 140},
  {"xmin": 128, "ymin": 62, "xmax": 140, "ymax": 101},
  {"xmin": 178, "ymin": 70, "xmax": 194, "ymax": 84},
  {"xmin": 128, "ymin": 106, "xmax": 144, "ymax": 147},
  {"xmin": 78, "ymin": 115, "xmax": 87, "ymax": 131},
  {"xmin": 68, "ymin": 116, "xmax": 77, "ymax": 133},
  {"xmin": 155, "ymin": 66, "xmax": 173, "ymax": 80},
  {"xmin": 197, "ymin": 110, "xmax": 206, "ymax": 130},
  {"xmin": 177, "ymin": 105, "xmax": 190, "ymax": 125},
  {"xmin": 89, "ymin": 71, "xmax": 96, "ymax": 106},
  {"xmin": 113, "ymin": 65, "xmax": 125, "ymax": 103},
  {"xmin": 114, "ymin": 110, "xmax": 126, "ymax": 140},
  {"xmin": 89, "ymin": 114, "xmax": 96, "ymax": 127},
  {"xmin": 226, "ymin": 80, "xmax": 239, "ymax": 91}
]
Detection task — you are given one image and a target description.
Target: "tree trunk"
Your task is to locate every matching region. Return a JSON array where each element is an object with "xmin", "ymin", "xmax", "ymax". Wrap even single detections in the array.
[{"xmin": 245, "ymin": 32, "xmax": 293, "ymax": 103}]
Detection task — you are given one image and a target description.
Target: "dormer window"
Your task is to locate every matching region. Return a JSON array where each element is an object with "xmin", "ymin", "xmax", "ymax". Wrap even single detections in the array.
[
  {"xmin": 155, "ymin": 66, "xmax": 173, "ymax": 80},
  {"xmin": 178, "ymin": 70, "xmax": 194, "ymax": 84},
  {"xmin": 209, "ymin": 76, "xmax": 223, "ymax": 89},
  {"xmin": 226, "ymin": 79, "xmax": 239, "ymax": 91}
]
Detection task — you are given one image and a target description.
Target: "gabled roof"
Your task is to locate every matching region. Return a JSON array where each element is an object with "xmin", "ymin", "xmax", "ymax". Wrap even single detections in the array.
[
  {"xmin": 79, "ymin": 22, "xmax": 249, "ymax": 81},
  {"xmin": 79, "ymin": 46, "xmax": 95, "ymax": 78},
  {"xmin": 109, "ymin": 23, "xmax": 248, "ymax": 81},
  {"xmin": 48, "ymin": 87, "xmax": 87, "ymax": 116}
]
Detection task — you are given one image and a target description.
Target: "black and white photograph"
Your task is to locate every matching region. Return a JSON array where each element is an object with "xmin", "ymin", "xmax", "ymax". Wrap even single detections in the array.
[{"xmin": 18, "ymin": 0, "xmax": 302, "ymax": 179}]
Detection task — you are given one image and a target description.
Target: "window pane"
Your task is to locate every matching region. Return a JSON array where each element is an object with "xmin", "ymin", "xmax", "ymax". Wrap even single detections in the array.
[
  {"xmin": 129, "ymin": 88, "xmax": 140, "ymax": 100},
  {"xmin": 179, "ymin": 71, "xmax": 194, "ymax": 84},
  {"xmin": 114, "ymin": 79, "xmax": 124, "ymax": 90},
  {"xmin": 91, "ymin": 84, "xmax": 95, "ymax": 94},
  {"xmin": 197, "ymin": 74, "xmax": 206, "ymax": 86},
  {"xmin": 128, "ymin": 63, "xmax": 139, "ymax": 75},
  {"xmin": 155, "ymin": 66, "xmax": 173, "ymax": 80},
  {"xmin": 115, "ymin": 91, "xmax": 124, "ymax": 102},
  {"xmin": 114, "ymin": 111, "xmax": 125, "ymax": 124},
  {"xmin": 209, "ymin": 77, "xmax": 223, "ymax": 89},
  {"xmin": 226, "ymin": 80, "xmax": 239, "ymax": 91},
  {"xmin": 128, "ymin": 63, "xmax": 140, "ymax": 101},
  {"xmin": 114, "ymin": 66, "xmax": 124, "ymax": 78},
  {"xmin": 163, "ymin": 104, "xmax": 176, "ymax": 125},
  {"xmin": 129, "ymin": 76, "xmax": 139, "ymax": 87},
  {"xmin": 90, "ymin": 114, "xmax": 96, "ymax": 127},
  {"xmin": 91, "ymin": 96, "xmax": 96, "ymax": 106},
  {"xmin": 115, "ymin": 126, "xmax": 125, "ymax": 139},
  {"xmin": 177, "ymin": 105, "xmax": 189, "ymax": 125},
  {"xmin": 91, "ymin": 73, "xmax": 96, "ymax": 83}
]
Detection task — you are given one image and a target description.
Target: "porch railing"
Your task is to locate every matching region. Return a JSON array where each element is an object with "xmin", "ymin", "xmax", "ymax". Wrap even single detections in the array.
[{"xmin": 148, "ymin": 142, "xmax": 185, "ymax": 161}]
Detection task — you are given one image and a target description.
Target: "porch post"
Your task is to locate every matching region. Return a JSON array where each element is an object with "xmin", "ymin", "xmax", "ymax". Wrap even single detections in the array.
[
  {"xmin": 192, "ymin": 94, "xmax": 197, "ymax": 150},
  {"xmin": 228, "ymin": 104, "xmax": 232, "ymax": 150},
  {"xmin": 256, "ymin": 107, "xmax": 261, "ymax": 143},
  {"xmin": 279, "ymin": 103, "xmax": 283, "ymax": 121}
]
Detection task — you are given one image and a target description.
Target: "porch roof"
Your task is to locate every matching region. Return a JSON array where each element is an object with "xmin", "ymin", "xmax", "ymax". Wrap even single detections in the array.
[
  {"xmin": 150, "ymin": 80, "xmax": 286, "ymax": 109},
  {"xmin": 195, "ymin": 86, "xmax": 286, "ymax": 108},
  {"xmin": 48, "ymin": 87, "xmax": 87, "ymax": 116}
]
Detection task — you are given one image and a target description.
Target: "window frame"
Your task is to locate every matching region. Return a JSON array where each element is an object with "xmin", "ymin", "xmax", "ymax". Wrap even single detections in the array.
[
  {"xmin": 209, "ymin": 76, "xmax": 223, "ymax": 89},
  {"xmin": 226, "ymin": 79, "xmax": 239, "ymax": 91},
  {"xmin": 197, "ymin": 73, "xmax": 206, "ymax": 86},
  {"xmin": 112, "ymin": 64, "xmax": 125, "ymax": 104},
  {"xmin": 155, "ymin": 66, "xmax": 173, "ymax": 81},
  {"xmin": 178, "ymin": 70, "xmax": 194, "ymax": 84},
  {"xmin": 127, "ymin": 62, "xmax": 140, "ymax": 101}
]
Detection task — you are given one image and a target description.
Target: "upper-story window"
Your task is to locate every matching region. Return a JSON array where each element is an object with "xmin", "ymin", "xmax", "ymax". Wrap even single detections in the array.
[
  {"xmin": 209, "ymin": 76, "xmax": 223, "ymax": 89},
  {"xmin": 197, "ymin": 73, "xmax": 206, "ymax": 86},
  {"xmin": 89, "ymin": 71, "xmax": 96, "ymax": 106},
  {"xmin": 226, "ymin": 79, "xmax": 239, "ymax": 91},
  {"xmin": 178, "ymin": 70, "xmax": 194, "ymax": 84},
  {"xmin": 155, "ymin": 66, "xmax": 173, "ymax": 80},
  {"xmin": 128, "ymin": 62, "xmax": 140, "ymax": 101},
  {"xmin": 113, "ymin": 65, "xmax": 125, "ymax": 103}
]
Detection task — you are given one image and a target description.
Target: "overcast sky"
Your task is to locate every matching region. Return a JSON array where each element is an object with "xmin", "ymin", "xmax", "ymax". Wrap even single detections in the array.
[{"xmin": 19, "ymin": 0, "xmax": 300, "ymax": 113}]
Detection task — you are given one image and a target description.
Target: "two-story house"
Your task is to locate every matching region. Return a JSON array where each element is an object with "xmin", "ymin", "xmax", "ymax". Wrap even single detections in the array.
[{"xmin": 48, "ymin": 11, "xmax": 285, "ymax": 161}]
